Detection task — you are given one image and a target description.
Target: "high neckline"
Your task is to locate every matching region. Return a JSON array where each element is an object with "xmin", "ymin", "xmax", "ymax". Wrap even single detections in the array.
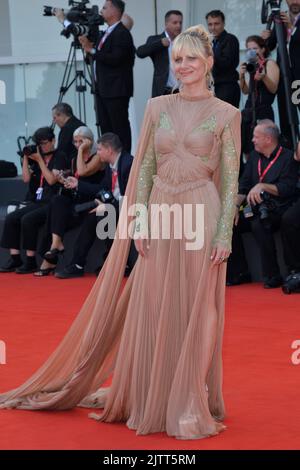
[{"xmin": 179, "ymin": 90, "xmax": 213, "ymax": 101}]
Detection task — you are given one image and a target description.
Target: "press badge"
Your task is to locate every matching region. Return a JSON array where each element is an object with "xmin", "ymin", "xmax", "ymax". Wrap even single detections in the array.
[{"xmin": 36, "ymin": 187, "xmax": 43, "ymax": 200}]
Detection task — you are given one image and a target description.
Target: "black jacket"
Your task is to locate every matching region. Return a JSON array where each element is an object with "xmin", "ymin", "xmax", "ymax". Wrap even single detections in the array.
[
  {"xmin": 136, "ymin": 32, "xmax": 170, "ymax": 97},
  {"xmin": 77, "ymin": 150, "xmax": 133, "ymax": 198},
  {"xmin": 266, "ymin": 17, "xmax": 300, "ymax": 81},
  {"xmin": 212, "ymin": 30, "xmax": 240, "ymax": 85},
  {"xmin": 93, "ymin": 22, "xmax": 135, "ymax": 98},
  {"xmin": 57, "ymin": 116, "xmax": 85, "ymax": 166}
]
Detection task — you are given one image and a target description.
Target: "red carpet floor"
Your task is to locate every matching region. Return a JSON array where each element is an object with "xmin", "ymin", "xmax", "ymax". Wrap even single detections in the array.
[{"xmin": 0, "ymin": 273, "xmax": 300, "ymax": 450}]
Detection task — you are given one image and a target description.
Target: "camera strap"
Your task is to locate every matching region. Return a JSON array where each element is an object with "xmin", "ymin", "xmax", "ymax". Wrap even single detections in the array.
[
  {"xmin": 38, "ymin": 155, "xmax": 53, "ymax": 189},
  {"xmin": 258, "ymin": 146, "xmax": 282, "ymax": 182}
]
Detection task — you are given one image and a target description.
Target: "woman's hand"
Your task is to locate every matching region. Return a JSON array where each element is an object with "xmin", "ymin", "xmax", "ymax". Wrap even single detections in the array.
[
  {"xmin": 64, "ymin": 176, "xmax": 78, "ymax": 189},
  {"xmin": 239, "ymin": 63, "xmax": 247, "ymax": 79},
  {"xmin": 210, "ymin": 243, "xmax": 230, "ymax": 266},
  {"xmin": 79, "ymin": 138, "xmax": 92, "ymax": 152},
  {"xmin": 134, "ymin": 237, "xmax": 150, "ymax": 258}
]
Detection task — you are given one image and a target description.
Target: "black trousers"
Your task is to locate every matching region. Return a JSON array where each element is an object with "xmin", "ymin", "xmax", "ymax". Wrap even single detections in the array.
[
  {"xmin": 97, "ymin": 96, "xmax": 131, "ymax": 153},
  {"xmin": 39, "ymin": 194, "xmax": 85, "ymax": 255},
  {"xmin": 281, "ymin": 198, "xmax": 300, "ymax": 272},
  {"xmin": 214, "ymin": 82, "xmax": 241, "ymax": 108},
  {"xmin": 276, "ymin": 77, "xmax": 300, "ymax": 150},
  {"xmin": 71, "ymin": 211, "xmax": 137, "ymax": 270},
  {"xmin": 0, "ymin": 202, "xmax": 49, "ymax": 251},
  {"xmin": 227, "ymin": 211, "xmax": 282, "ymax": 280}
]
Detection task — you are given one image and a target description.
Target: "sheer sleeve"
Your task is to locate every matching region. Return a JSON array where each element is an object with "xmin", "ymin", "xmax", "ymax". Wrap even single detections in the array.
[
  {"xmin": 134, "ymin": 123, "xmax": 156, "ymax": 237},
  {"xmin": 213, "ymin": 112, "xmax": 241, "ymax": 251}
]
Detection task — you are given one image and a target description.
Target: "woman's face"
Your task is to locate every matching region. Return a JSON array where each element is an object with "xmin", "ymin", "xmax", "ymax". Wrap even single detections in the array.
[
  {"xmin": 73, "ymin": 135, "xmax": 91, "ymax": 149},
  {"xmin": 173, "ymin": 50, "xmax": 212, "ymax": 87},
  {"xmin": 247, "ymin": 41, "xmax": 264, "ymax": 59}
]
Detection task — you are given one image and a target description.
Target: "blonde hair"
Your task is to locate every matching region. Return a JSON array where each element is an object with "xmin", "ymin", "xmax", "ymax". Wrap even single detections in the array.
[{"xmin": 172, "ymin": 25, "xmax": 214, "ymax": 89}]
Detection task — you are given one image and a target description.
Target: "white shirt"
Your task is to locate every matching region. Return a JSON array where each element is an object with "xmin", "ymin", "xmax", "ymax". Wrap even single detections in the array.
[
  {"xmin": 165, "ymin": 31, "xmax": 178, "ymax": 89},
  {"xmin": 110, "ymin": 152, "xmax": 121, "ymax": 201}
]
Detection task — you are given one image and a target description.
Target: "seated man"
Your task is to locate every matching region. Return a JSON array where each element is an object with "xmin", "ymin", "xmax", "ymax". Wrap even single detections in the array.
[
  {"xmin": 55, "ymin": 132, "xmax": 136, "ymax": 278},
  {"xmin": 52, "ymin": 102, "xmax": 85, "ymax": 165},
  {"xmin": 227, "ymin": 120, "xmax": 299, "ymax": 288},
  {"xmin": 0, "ymin": 127, "xmax": 67, "ymax": 273}
]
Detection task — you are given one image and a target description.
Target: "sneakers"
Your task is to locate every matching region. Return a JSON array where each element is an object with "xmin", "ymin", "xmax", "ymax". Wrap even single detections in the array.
[
  {"xmin": 55, "ymin": 264, "xmax": 84, "ymax": 279},
  {"xmin": 0, "ymin": 258, "xmax": 23, "ymax": 273}
]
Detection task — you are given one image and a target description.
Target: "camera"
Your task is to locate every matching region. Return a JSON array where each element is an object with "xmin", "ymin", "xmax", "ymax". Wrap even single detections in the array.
[
  {"xmin": 23, "ymin": 144, "xmax": 38, "ymax": 157},
  {"xmin": 244, "ymin": 49, "xmax": 259, "ymax": 74},
  {"xmin": 74, "ymin": 189, "xmax": 116, "ymax": 214},
  {"xmin": 43, "ymin": 0, "xmax": 104, "ymax": 42},
  {"xmin": 282, "ymin": 272, "xmax": 300, "ymax": 294}
]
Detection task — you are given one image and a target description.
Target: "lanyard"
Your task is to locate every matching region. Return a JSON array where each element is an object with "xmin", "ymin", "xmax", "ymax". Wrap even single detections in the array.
[
  {"xmin": 258, "ymin": 146, "xmax": 282, "ymax": 182},
  {"xmin": 39, "ymin": 155, "xmax": 52, "ymax": 188}
]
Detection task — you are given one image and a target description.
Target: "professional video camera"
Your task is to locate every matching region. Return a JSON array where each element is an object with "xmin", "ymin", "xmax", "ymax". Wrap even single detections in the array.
[
  {"xmin": 74, "ymin": 189, "xmax": 116, "ymax": 214},
  {"xmin": 43, "ymin": 0, "xmax": 104, "ymax": 42}
]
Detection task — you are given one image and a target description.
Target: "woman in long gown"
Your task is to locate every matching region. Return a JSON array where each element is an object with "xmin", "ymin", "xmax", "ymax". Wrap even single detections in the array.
[{"xmin": 0, "ymin": 25, "xmax": 241, "ymax": 440}]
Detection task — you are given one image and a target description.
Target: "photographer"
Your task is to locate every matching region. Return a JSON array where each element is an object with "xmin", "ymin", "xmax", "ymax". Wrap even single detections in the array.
[
  {"xmin": 261, "ymin": 0, "xmax": 300, "ymax": 148},
  {"xmin": 227, "ymin": 120, "xmax": 298, "ymax": 288},
  {"xmin": 55, "ymin": 132, "xmax": 135, "ymax": 279},
  {"xmin": 75, "ymin": 0, "xmax": 135, "ymax": 153},
  {"xmin": 0, "ymin": 127, "xmax": 67, "ymax": 274},
  {"xmin": 240, "ymin": 36, "xmax": 280, "ymax": 163},
  {"xmin": 36, "ymin": 126, "xmax": 105, "ymax": 276}
]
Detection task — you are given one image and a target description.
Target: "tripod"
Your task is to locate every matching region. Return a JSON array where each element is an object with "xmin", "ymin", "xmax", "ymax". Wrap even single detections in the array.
[
  {"xmin": 262, "ymin": 0, "xmax": 300, "ymax": 149},
  {"xmin": 56, "ymin": 36, "xmax": 101, "ymax": 138}
]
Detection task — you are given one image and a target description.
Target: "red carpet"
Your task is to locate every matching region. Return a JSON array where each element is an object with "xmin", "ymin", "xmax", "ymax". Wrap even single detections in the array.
[{"xmin": 0, "ymin": 273, "xmax": 299, "ymax": 450}]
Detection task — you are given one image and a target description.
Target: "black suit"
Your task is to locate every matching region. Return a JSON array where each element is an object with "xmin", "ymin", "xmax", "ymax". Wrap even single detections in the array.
[
  {"xmin": 212, "ymin": 30, "xmax": 240, "ymax": 108},
  {"xmin": 73, "ymin": 150, "xmax": 135, "ymax": 268},
  {"xmin": 57, "ymin": 115, "xmax": 85, "ymax": 167},
  {"xmin": 266, "ymin": 17, "xmax": 300, "ymax": 148},
  {"xmin": 136, "ymin": 32, "xmax": 171, "ymax": 97},
  {"xmin": 93, "ymin": 22, "xmax": 135, "ymax": 152}
]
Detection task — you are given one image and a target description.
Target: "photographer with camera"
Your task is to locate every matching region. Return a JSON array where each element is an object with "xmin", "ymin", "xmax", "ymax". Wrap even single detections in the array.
[
  {"xmin": 240, "ymin": 36, "xmax": 280, "ymax": 166},
  {"xmin": 227, "ymin": 120, "xmax": 298, "ymax": 288},
  {"xmin": 0, "ymin": 127, "xmax": 67, "ymax": 274},
  {"xmin": 35, "ymin": 126, "xmax": 105, "ymax": 276},
  {"xmin": 55, "ymin": 132, "xmax": 135, "ymax": 278},
  {"xmin": 76, "ymin": 0, "xmax": 135, "ymax": 153},
  {"xmin": 261, "ymin": 0, "xmax": 300, "ymax": 149}
]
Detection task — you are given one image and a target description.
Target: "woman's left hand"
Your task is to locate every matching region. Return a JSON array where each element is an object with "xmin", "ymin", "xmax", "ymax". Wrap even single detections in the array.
[{"xmin": 210, "ymin": 243, "xmax": 230, "ymax": 266}]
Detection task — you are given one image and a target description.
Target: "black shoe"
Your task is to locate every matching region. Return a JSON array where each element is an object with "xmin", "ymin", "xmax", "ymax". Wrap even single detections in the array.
[
  {"xmin": 44, "ymin": 248, "xmax": 64, "ymax": 264},
  {"xmin": 55, "ymin": 264, "xmax": 84, "ymax": 279},
  {"xmin": 263, "ymin": 276, "xmax": 283, "ymax": 289},
  {"xmin": 0, "ymin": 258, "xmax": 23, "ymax": 273},
  {"xmin": 16, "ymin": 260, "xmax": 38, "ymax": 274},
  {"xmin": 226, "ymin": 272, "xmax": 252, "ymax": 286}
]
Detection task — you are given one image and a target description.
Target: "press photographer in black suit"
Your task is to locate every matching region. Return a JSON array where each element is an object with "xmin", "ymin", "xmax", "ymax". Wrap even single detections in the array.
[
  {"xmin": 206, "ymin": 10, "xmax": 240, "ymax": 108},
  {"xmin": 136, "ymin": 10, "xmax": 183, "ymax": 97},
  {"xmin": 79, "ymin": 0, "xmax": 135, "ymax": 153},
  {"xmin": 227, "ymin": 120, "xmax": 299, "ymax": 289}
]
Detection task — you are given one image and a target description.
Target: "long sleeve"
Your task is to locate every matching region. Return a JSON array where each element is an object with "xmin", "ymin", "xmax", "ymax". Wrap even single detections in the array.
[
  {"xmin": 213, "ymin": 112, "xmax": 241, "ymax": 251},
  {"xmin": 134, "ymin": 123, "xmax": 156, "ymax": 237},
  {"xmin": 136, "ymin": 36, "xmax": 165, "ymax": 59}
]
